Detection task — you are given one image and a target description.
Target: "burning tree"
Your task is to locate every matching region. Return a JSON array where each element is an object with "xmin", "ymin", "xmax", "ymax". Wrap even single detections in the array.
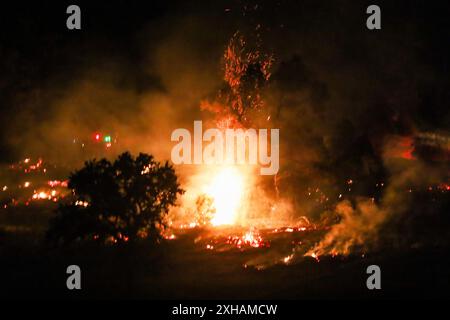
[
  {"xmin": 201, "ymin": 31, "xmax": 273, "ymax": 127},
  {"xmin": 46, "ymin": 152, "xmax": 184, "ymax": 245}
]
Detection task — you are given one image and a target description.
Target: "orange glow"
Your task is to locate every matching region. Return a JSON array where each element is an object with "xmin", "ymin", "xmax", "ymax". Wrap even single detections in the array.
[{"xmin": 203, "ymin": 167, "xmax": 247, "ymax": 226}]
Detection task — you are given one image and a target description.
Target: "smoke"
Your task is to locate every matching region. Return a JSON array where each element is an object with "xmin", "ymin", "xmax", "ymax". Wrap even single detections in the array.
[
  {"xmin": 306, "ymin": 199, "xmax": 386, "ymax": 256},
  {"xmin": 306, "ymin": 151, "xmax": 448, "ymax": 257},
  {"xmin": 1, "ymin": 1, "xmax": 448, "ymax": 254},
  {"xmin": 3, "ymin": 4, "xmax": 227, "ymax": 167}
]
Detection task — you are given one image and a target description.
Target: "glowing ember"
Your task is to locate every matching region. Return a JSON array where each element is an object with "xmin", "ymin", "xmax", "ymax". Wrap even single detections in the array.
[
  {"xmin": 282, "ymin": 254, "xmax": 294, "ymax": 264},
  {"xmin": 32, "ymin": 191, "xmax": 52, "ymax": 200},
  {"xmin": 309, "ymin": 252, "xmax": 320, "ymax": 262},
  {"xmin": 75, "ymin": 200, "xmax": 89, "ymax": 207},
  {"xmin": 48, "ymin": 180, "xmax": 68, "ymax": 188},
  {"xmin": 226, "ymin": 229, "xmax": 268, "ymax": 249}
]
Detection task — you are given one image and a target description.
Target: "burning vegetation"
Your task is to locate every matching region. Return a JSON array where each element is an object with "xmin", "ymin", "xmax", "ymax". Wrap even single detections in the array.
[
  {"xmin": 1, "ymin": 25, "xmax": 449, "ymax": 270},
  {"xmin": 1, "ymin": 1, "xmax": 449, "ymax": 300}
]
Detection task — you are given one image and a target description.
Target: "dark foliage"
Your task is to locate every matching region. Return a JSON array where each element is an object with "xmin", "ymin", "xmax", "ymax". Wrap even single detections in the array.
[{"xmin": 46, "ymin": 152, "xmax": 184, "ymax": 245}]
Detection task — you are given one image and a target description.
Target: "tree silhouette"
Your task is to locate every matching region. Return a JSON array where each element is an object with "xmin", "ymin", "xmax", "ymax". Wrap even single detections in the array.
[{"xmin": 46, "ymin": 152, "xmax": 184, "ymax": 245}]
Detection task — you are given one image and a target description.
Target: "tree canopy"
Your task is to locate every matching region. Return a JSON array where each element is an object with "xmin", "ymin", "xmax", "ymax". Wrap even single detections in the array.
[{"xmin": 47, "ymin": 152, "xmax": 184, "ymax": 245}]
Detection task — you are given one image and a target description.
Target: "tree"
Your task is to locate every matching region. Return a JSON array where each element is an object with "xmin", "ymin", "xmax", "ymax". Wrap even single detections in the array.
[{"xmin": 46, "ymin": 152, "xmax": 184, "ymax": 245}]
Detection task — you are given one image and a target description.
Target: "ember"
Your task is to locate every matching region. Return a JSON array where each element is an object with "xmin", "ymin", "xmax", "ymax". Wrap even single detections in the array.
[{"xmin": 226, "ymin": 229, "xmax": 268, "ymax": 249}]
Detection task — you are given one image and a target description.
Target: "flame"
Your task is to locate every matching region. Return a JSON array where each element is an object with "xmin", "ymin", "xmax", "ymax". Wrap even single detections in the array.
[{"xmin": 204, "ymin": 167, "xmax": 246, "ymax": 226}]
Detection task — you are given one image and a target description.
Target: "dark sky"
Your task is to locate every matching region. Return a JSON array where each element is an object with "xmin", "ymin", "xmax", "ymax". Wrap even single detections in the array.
[{"xmin": 0, "ymin": 0, "xmax": 449, "ymax": 163}]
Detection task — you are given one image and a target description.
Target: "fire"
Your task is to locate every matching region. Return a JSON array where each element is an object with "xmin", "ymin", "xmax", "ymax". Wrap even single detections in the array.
[
  {"xmin": 232, "ymin": 229, "xmax": 267, "ymax": 248},
  {"xmin": 204, "ymin": 167, "xmax": 246, "ymax": 226}
]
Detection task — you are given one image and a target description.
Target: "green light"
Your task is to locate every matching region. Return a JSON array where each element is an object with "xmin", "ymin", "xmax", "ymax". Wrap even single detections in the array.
[{"xmin": 104, "ymin": 135, "xmax": 111, "ymax": 143}]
